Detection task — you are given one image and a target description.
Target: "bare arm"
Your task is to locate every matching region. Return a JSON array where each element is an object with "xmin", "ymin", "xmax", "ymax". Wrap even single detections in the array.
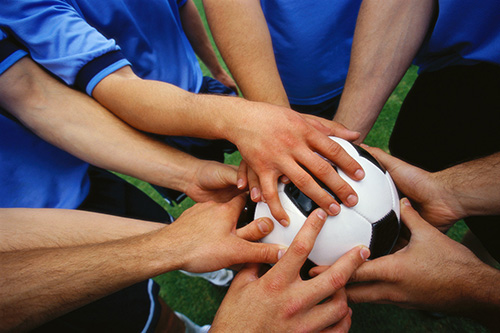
[
  {"xmin": 0, "ymin": 195, "xmax": 284, "ymax": 331},
  {"xmin": 203, "ymin": 0, "xmax": 289, "ymax": 107},
  {"xmin": 93, "ymin": 65, "xmax": 365, "ymax": 225},
  {"xmin": 334, "ymin": 0, "xmax": 436, "ymax": 141},
  {"xmin": 0, "ymin": 57, "xmax": 240, "ymax": 203},
  {"xmin": 179, "ymin": 0, "xmax": 237, "ymax": 92}
]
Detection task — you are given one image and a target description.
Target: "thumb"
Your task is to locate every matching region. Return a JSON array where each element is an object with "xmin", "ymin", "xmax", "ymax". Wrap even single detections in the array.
[
  {"xmin": 399, "ymin": 198, "xmax": 431, "ymax": 233},
  {"xmin": 229, "ymin": 263, "xmax": 261, "ymax": 290},
  {"xmin": 237, "ymin": 241, "xmax": 287, "ymax": 265},
  {"xmin": 215, "ymin": 163, "xmax": 239, "ymax": 187},
  {"xmin": 362, "ymin": 145, "xmax": 429, "ymax": 196}
]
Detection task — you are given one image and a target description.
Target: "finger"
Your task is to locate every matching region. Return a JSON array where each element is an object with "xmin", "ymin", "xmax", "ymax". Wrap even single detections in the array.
[
  {"xmin": 281, "ymin": 160, "xmax": 342, "ymax": 215},
  {"xmin": 311, "ymin": 245, "xmax": 370, "ymax": 299},
  {"xmin": 236, "ymin": 241, "xmax": 286, "ymax": 265},
  {"xmin": 311, "ymin": 134, "xmax": 364, "ymax": 182},
  {"xmin": 348, "ymin": 256, "xmax": 392, "ymax": 283},
  {"xmin": 362, "ymin": 145, "xmax": 429, "ymax": 197},
  {"xmin": 322, "ymin": 311, "xmax": 352, "ymax": 333},
  {"xmin": 225, "ymin": 193, "xmax": 250, "ymax": 221},
  {"xmin": 229, "ymin": 263, "xmax": 261, "ymax": 290},
  {"xmin": 247, "ymin": 167, "xmax": 262, "ymax": 202},
  {"xmin": 302, "ymin": 114, "xmax": 360, "ymax": 142},
  {"xmin": 400, "ymin": 198, "xmax": 432, "ymax": 233},
  {"xmin": 309, "ymin": 265, "xmax": 329, "ymax": 278},
  {"xmin": 260, "ymin": 174, "xmax": 290, "ymax": 226},
  {"xmin": 236, "ymin": 217, "xmax": 274, "ymax": 241},
  {"xmin": 305, "ymin": 289, "xmax": 350, "ymax": 332},
  {"xmin": 237, "ymin": 160, "xmax": 249, "ymax": 191},
  {"xmin": 292, "ymin": 151, "xmax": 358, "ymax": 210},
  {"xmin": 361, "ymin": 144, "xmax": 407, "ymax": 176},
  {"xmin": 272, "ymin": 208, "xmax": 328, "ymax": 278},
  {"xmin": 346, "ymin": 282, "xmax": 395, "ymax": 305}
]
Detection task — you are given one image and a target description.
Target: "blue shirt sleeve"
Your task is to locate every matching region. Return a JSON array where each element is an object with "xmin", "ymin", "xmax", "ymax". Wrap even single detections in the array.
[
  {"xmin": 0, "ymin": 0, "xmax": 130, "ymax": 94},
  {"xmin": 0, "ymin": 29, "xmax": 28, "ymax": 76}
]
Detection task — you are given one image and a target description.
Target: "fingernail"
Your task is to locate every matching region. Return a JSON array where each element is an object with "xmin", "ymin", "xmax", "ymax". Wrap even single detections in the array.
[
  {"xmin": 250, "ymin": 187, "xmax": 260, "ymax": 201},
  {"xmin": 402, "ymin": 198, "xmax": 411, "ymax": 206},
  {"xmin": 347, "ymin": 194, "xmax": 358, "ymax": 206},
  {"xmin": 354, "ymin": 169, "xmax": 365, "ymax": 180},
  {"xmin": 349, "ymin": 308, "xmax": 353, "ymax": 317},
  {"xmin": 329, "ymin": 203, "xmax": 340, "ymax": 215},
  {"xmin": 257, "ymin": 219, "xmax": 270, "ymax": 234},
  {"xmin": 360, "ymin": 143, "xmax": 370, "ymax": 148},
  {"xmin": 237, "ymin": 178, "xmax": 244, "ymax": 189},
  {"xmin": 309, "ymin": 270, "xmax": 318, "ymax": 278},
  {"xmin": 280, "ymin": 219, "xmax": 290, "ymax": 227},
  {"xmin": 281, "ymin": 176, "xmax": 290, "ymax": 184},
  {"xmin": 316, "ymin": 209, "xmax": 327, "ymax": 220},
  {"xmin": 360, "ymin": 246, "xmax": 370, "ymax": 261},
  {"xmin": 278, "ymin": 247, "xmax": 287, "ymax": 260}
]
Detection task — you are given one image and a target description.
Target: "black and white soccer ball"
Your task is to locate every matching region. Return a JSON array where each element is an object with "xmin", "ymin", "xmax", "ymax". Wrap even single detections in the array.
[{"xmin": 254, "ymin": 136, "xmax": 401, "ymax": 266}]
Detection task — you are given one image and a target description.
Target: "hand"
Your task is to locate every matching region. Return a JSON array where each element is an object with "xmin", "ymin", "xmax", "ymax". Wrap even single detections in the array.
[
  {"xmin": 211, "ymin": 208, "xmax": 370, "ymax": 332},
  {"xmin": 166, "ymin": 194, "xmax": 286, "ymax": 273},
  {"xmin": 183, "ymin": 160, "xmax": 243, "ymax": 203},
  {"xmin": 345, "ymin": 198, "xmax": 489, "ymax": 315},
  {"xmin": 232, "ymin": 105, "xmax": 365, "ymax": 225},
  {"xmin": 211, "ymin": 69, "xmax": 239, "ymax": 94},
  {"xmin": 362, "ymin": 145, "xmax": 463, "ymax": 231}
]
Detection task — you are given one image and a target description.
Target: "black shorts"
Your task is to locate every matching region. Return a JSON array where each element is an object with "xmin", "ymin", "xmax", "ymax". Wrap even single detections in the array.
[
  {"xmin": 33, "ymin": 167, "xmax": 172, "ymax": 332},
  {"xmin": 389, "ymin": 62, "xmax": 500, "ymax": 261}
]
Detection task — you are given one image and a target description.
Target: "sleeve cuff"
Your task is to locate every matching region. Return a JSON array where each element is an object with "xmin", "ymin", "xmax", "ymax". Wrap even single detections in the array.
[
  {"xmin": 74, "ymin": 50, "xmax": 131, "ymax": 95},
  {"xmin": 0, "ymin": 38, "xmax": 28, "ymax": 76}
]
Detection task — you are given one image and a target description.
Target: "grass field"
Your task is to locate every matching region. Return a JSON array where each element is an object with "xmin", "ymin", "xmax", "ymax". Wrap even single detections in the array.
[{"xmin": 121, "ymin": 1, "xmax": 487, "ymax": 331}]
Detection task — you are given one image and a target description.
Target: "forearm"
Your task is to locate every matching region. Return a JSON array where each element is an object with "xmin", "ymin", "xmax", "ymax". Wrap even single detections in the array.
[
  {"xmin": 93, "ymin": 66, "xmax": 282, "ymax": 143},
  {"xmin": 180, "ymin": 0, "xmax": 225, "ymax": 77},
  {"xmin": 0, "ymin": 208, "xmax": 164, "ymax": 251},
  {"xmin": 334, "ymin": 0, "xmax": 435, "ymax": 140},
  {"xmin": 203, "ymin": 0, "xmax": 289, "ymax": 107},
  {"xmin": 457, "ymin": 263, "xmax": 500, "ymax": 331},
  {"xmin": 0, "ymin": 58, "xmax": 214, "ymax": 193},
  {"xmin": 0, "ymin": 229, "xmax": 179, "ymax": 332},
  {"xmin": 433, "ymin": 152, "xmax": 500, "ymax": 218}
]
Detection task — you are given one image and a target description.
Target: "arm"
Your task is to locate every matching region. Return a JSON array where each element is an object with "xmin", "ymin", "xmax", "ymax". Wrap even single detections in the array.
[
  {"xmin": 365, "ymin": 146, "xmax": 500, "ymax": 231},
  {"xmin": 333, "ymin": 0, "xmax": 436, "ymax": 141},
  {"xmin": 211, "ymin": 208, "xmax": 370, "ymax": 332},
  {"xmin": 0, "ymin": 195, "xmax": 284, "ymax": 332},
  {"xmin": 93, "ymin": 66, "xmax": 365, "ymax": 224},
  {"xmin": 203, "ymin": 0, "xmax": 289, "ymax": 107},
  {"xmin": 0, "ymin": 57, "xmax": 240, "ymax": 203},
  {"xmin": 179, "ymin": 0, "xmax": 237, "ymax": 92},
  {"xmin": 345, "ymin": 199, "xmax": 500, "ymax": 331}
]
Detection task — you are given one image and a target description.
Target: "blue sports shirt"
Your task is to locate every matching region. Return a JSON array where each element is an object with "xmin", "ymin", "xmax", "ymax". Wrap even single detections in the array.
[
  {"xmin": 260, "ymin": 0, "xmax": 362, "ymax": 105},
  {"xmin": 0, "ymin": 0, "xmax": 203, "ymax": 96},
  {"xmin": 0, "ymin": 32, "xmax": 90, "ymax": 209},
  {"xmin": 415, "ymin": 0, "xmax": 500, "ymax": 72}
]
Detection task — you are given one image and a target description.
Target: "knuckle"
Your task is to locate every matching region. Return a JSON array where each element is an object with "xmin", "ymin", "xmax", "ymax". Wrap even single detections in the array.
[
  {"xmin": 292, "ymin": 172, "xmax": 312, "ymax": 189},
  {"xmin": 315, "ymin": 159, "xmax": 335, "ymax": 178},
  {"xmin": 327, "ymin": 272, "xmax": 348, "ymax": 291},
  {"xmin": 326, "ymin": 140, "xmax": 344, "ymax": 156},
  {"xmin": 291, "ymin": 239, "xmax": 311, "ymax": 258},
  {"xmin": 281, "ymin": 298, "xmax": 306, "ymax": 319}
]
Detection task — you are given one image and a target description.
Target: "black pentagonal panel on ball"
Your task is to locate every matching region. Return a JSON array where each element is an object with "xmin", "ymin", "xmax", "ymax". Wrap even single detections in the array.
[{"xmin": 369, "ymin": 210, "xmax": 400, "ymax": 259}]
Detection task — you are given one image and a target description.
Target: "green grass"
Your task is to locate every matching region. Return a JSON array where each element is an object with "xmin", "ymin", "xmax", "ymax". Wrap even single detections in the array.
[{"xmin": 118, "ymin": 1, "xmax": 486, "ymax": 331}]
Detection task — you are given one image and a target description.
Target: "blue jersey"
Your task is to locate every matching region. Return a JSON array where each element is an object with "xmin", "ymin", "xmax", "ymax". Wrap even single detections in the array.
[
  {"xmin": 0, "ymin": 0, "xmax": 203, "ymax": 95},
  {"xmin": 260, "ymin": 0, "xmax": 362, "ymax": 105},
  {"xmin": 415, "ymin": 0, "xmax": 500, "ymax": 72},
  {"xmin": 0, "ymin": 33, "xmax": 90, "ymax": 209}
]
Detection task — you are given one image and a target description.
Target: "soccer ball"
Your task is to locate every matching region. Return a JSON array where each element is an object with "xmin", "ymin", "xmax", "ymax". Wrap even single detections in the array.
[{"xmin": 253, "ymin": 136, "xmax": 400, "ymax": 266}]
